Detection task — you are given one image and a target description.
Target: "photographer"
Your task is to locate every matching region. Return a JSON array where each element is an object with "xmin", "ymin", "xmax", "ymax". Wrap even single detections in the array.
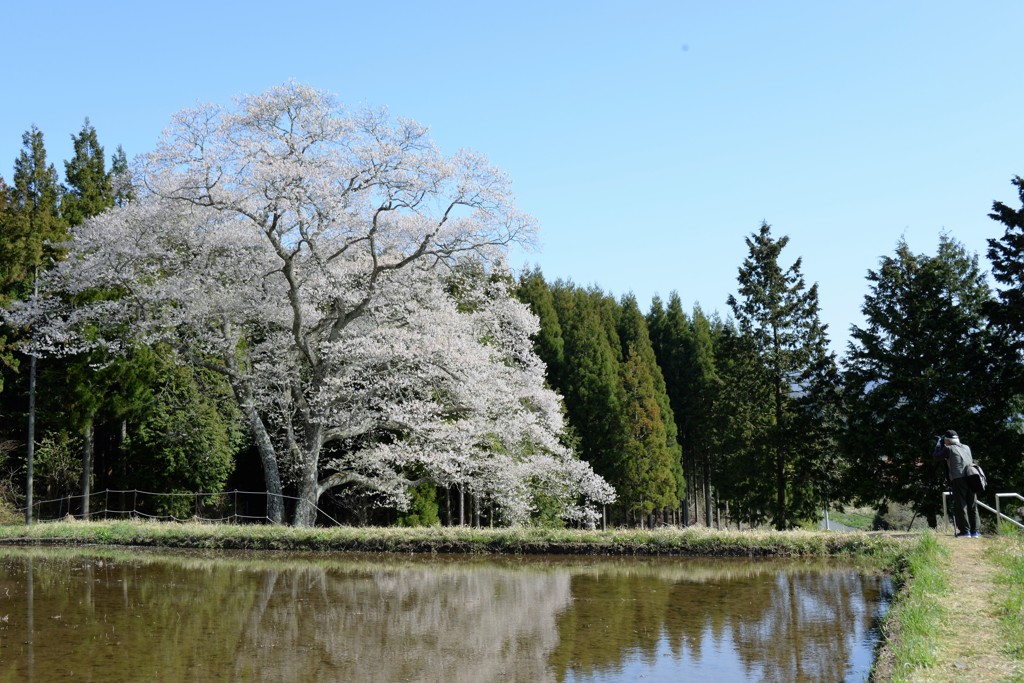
[{"xmin": 932, "ymin": 429, "xmax": 980, "ymax": 537}]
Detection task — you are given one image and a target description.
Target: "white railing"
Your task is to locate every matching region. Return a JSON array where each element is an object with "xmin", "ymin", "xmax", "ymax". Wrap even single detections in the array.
[
  {"xmin": 942, "ymin": 490, "xmax": 1024, "ymax": 533},
  {"xmin": 995, "ymin": 493, "xmax": 1024, "ymax": 530}
]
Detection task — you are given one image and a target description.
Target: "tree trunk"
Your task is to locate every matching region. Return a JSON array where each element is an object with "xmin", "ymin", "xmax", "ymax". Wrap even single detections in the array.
[
  {"xmin": 26, "ymin": 352, "xmax": 36, "ymax": 525},
  {"xmin": 293, "ymin": 464, "xmax": 320, "ymax": 527},
  {"xmin": 119, "ymin": 419, "xmax": 128, "ymax": 513},
  {"xmin": 774, "ymin": 374, "xmax": 787, "ymax": 531},
  {"xmin": 458, "ymin": 485, "xmax": 465, "ymax": 526},
  {"xmin": 222, "ymin": 327, "xmax": 286, "ymax": 525},
  {"xmin": 775, "ymin": 447, "xmax": 786, "ymax": 530},
  {"xmin": 250, "ymin": 415, "xmax": 286, "ymax": 524},
  {"xmin": 703, "ymin": 448, "xmax": 712, "ymax": 528},
  {"xmin": 231, "ymin": 383, "xmax": 285, "ymax": 524},
  {"xmin": 682, "ymin": 450, "xmax": 692, "ymax": 526},
  {"xmin": 81, "ymin": 418, "xmax": 93, "ymax": 519}
]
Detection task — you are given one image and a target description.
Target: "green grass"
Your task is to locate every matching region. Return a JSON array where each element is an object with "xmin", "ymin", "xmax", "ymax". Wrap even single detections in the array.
[
  {"xmin": 829, "ymin": 507, "xmax": 877, "ymax": 531},
  {"xmin": 0, "ymin": 506, "xmax": 21, "ymax": 526},
  {"xmin": 0, "ymin": 518, "xmax": 908, "ymax": 559},
  {"xmin": 990, "ymin": 530, "xmax": 1024, "ymax": 663},
  {"xmin": 876, "ymin": 531, "xmax": 949, "ymax": 682}
]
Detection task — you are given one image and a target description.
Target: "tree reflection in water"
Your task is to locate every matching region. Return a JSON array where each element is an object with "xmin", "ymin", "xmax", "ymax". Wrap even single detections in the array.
[
  {"xmin": 0, "ymin": 549, "xmax": 888, "ymax": 683},
  {"xmin": 551, "ymin": 560, "xmax": 889, "ymax": 682}
]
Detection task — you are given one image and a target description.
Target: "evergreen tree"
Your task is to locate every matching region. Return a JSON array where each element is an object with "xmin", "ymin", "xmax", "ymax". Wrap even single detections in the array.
[
  {"xmin": 62, "ymin": 119, "xmax": 115, "ymax": 226},
  {"xmin": 0, "ymin": 126, "xmax": 67, "ymax": 301},
  {"xmin": 57, "ymin": 335, "xmax": 161, "ymax": 516},
  {"xmin": 844, "ymin": 237, "xmax": 1020, "ymax": 524},
  {"xmin": 647, "ymin": 294, "xmax": 693, "ymax": 522},
  {"xmin": 0, "ymin": 128, "xmax": 67, "ymax": 486},
  {"xmin": 788, "ymin": 301, "xmax": 846, "ymax": 520},
  {"xmin": 617, "ymin": 294, "xmax": 683, "ymax": 522},
  {"xmin": 648, "ymin": 295, "xmax": 727, "ymax": 526},
  {"xmin": 713, "ymin": 324, "xmax": 775, "ymax": 525},
  {"xmin": 988, "ymin": 178, "xmax": 1024, "ymax": 456},
  {"xmin": 726, "ymin": 222, "xmax": 839, "ymax": 529},
  {"xmin": 588, "ymin": 288, "xmax": 624, "ymax": 365},
  {"xmin": 618, "ymin": 346, "xmax": 677, "ymax": 524},
  {"xmin": 515, "ymin": 267, "xmax": 565, "ymax": 387},
  {"xmin": 685, "ymin": 305, "xmax": 724, "ymax": 526},
  {"xmin": 0, "ymin": 178, "xmax": 14, "ymax": 386},
  {"xmin": 124, "ymin": 351, "xmax": 240, "ymax": 516},
  {"xmin": 551, "ymin": 284, "xmax": 627, "ymax": 516},
  {"xmin": 988, "ymin": 177, "xmax": 1024, "ymax": 404},
  {"xmin": 54, "ymin": 121, "xmax": 122, "ymax": 515}
]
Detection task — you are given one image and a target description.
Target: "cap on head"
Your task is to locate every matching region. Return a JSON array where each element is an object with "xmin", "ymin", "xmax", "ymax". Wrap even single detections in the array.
[{"xmin": 944, "ymin": 430, "xmax": 958, "ymax": 439}]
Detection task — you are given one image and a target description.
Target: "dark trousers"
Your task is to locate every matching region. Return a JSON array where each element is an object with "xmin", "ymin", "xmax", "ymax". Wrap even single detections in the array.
[{"xmin": 951, "ymin": 476, "xmax": 979, "ymax": 535}]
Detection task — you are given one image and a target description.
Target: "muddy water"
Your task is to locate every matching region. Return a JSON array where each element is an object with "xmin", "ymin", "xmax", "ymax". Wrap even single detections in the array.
[{"xmin": 0, "ymin": 548, "xmax": 889, "ymax": 683}]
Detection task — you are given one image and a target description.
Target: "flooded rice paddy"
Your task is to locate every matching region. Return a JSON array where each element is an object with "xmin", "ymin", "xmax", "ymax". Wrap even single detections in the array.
[{"xmin": 0, "ymin": 547, "xmax": 890, "ymax": 682}]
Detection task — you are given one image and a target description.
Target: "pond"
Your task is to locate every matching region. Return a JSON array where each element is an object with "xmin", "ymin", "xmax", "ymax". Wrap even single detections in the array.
[{"xmin": 0, "ymin": 548, "xmax": 890, "ymax": 683}]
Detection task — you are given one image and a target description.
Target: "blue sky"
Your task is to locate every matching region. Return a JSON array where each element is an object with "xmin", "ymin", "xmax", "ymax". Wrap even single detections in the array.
[{"xmin": 3, "ymin": 1, "xmax": 1022, "ymax": 353}]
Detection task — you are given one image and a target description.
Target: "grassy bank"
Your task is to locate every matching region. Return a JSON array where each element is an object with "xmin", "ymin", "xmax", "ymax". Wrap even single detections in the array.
[
  {"xmin": 870, "ymin": 532, "xmax": 949, "ymax": 682},
  {"xmin": 991, "ymin": 531, "xmax": 1024, "ymax": 665},
  {"xmin": 870, "ymin": 530, "xmax": 1024, "ymax": 682},
  {"xmin": 0, "ymin": 518, "xmax": 907, "ymax": 558}
]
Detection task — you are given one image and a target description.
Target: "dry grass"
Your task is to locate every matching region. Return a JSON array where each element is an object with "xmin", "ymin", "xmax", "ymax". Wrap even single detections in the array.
[{"xmin": 0, "ymin": 518, "xmax": 908, "ymax": 560}]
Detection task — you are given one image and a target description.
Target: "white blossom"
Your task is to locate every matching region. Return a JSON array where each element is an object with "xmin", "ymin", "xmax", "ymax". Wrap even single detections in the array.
[{"xmin": 7, "ymin": 82, "xmax": 612, "ymax": 526}]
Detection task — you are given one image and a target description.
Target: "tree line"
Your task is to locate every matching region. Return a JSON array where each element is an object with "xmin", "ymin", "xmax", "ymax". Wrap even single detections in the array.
[
  {"xmin": 1, "ymin": 84, "xmax": 1022, "ymax": 529},
  {"xmin": 518, "ymin": 222, "xmax": 1024, "ymax": 529}
]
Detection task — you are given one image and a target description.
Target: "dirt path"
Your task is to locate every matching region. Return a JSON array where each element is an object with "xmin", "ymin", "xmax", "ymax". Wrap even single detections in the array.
[{"xmin": 905, "ymin": 535, "xmax": 1023, "ymax": 683}]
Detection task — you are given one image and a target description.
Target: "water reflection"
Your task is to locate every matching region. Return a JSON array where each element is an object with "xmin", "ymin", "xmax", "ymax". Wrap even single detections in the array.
[{"xmin": 0, "ymin": 548, "xmax": 888, "ymax": 683}]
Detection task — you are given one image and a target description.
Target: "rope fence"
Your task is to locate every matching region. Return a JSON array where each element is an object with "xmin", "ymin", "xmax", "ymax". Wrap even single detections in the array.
[{"xmin": 17, "ymin": 488, "xmax": 343, "ymax": 526}]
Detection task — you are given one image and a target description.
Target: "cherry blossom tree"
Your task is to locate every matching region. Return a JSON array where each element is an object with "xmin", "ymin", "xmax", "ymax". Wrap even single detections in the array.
[{"xmin": 12, "ymin": 83, "xmax": 612, "ymax": 526}]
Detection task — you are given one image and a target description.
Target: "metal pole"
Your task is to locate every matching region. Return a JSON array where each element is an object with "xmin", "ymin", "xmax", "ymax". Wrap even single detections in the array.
[
  {"xmin": 996, "ymin": 495, "xmax": 1002, "ymax": 534},
  {"xmin": 25, "ymin": 352, "xmax": 35, "ymax": 525},
  {"xmin": 942, "ymin": 492, "xmax": 949, "ymax": 534},
  {"xmin": 25, "ymin": 272, "xmax": 38, "ymax": 525}
]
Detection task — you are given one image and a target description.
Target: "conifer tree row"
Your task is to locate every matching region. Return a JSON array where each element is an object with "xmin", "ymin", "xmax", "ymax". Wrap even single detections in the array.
[
  {"xmin": 3, "ymin": 118, "xmax": 1024, "ymax": 529},
  {"xmin": 516, "ymin": 275, "xmax": 686, "ymax": 526},
  {"xmin": 648, "ymin": 296, "xmax": 723, "ymax": 527},
  {"xmin": 519, "ymin": 225, "xmax": 849, "ymax": 530},
  {"xmin": 0, "ymin": 122, "xmax": 240, "ymax": 519}
]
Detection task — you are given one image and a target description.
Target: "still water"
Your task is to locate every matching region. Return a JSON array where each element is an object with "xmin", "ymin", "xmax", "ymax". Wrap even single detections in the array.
[{"xmin": 0, "ymin": 547, "xmax": 889, "ymax": 683}]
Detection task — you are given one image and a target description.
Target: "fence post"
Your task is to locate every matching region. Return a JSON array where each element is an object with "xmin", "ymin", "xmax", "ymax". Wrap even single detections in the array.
[
  {"xmin": 941, "ymin": 491, "xmax": 949, "ymax": 534},
  {"xmin": 996, "ymin": 494, "xmax": 1003, "ymax": 534}
]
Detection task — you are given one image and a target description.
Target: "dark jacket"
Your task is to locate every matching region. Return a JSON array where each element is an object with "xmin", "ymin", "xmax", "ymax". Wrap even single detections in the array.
[{"xmin": 932, "ymin": 438, "xmax": 973, "ymax": 480}]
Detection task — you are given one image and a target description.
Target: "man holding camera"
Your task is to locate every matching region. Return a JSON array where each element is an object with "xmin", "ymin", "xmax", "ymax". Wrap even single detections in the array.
[{"xmin": 932, "ymin": 429, "xmax": 980, "ymax": 537}]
